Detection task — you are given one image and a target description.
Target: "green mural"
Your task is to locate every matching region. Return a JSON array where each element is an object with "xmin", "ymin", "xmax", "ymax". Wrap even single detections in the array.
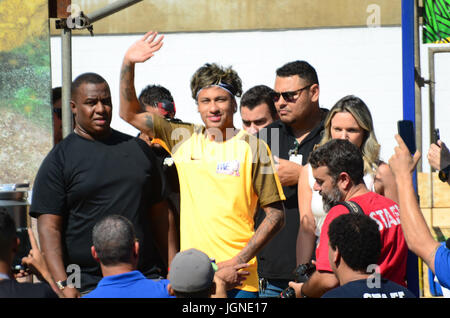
[
  {"xmin": 0, "ymin": 0, "xmax": 52, "ymax": 184},
  {"xmin": 423, "ymin": 0, "xmax": 450, "ymax": 43}
]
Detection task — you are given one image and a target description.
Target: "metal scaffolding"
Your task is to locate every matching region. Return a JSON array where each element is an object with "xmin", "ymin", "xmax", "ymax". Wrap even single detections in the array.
[{"xmin": 56, "ymin": 0, "xmax": 143, "ymax": 138}]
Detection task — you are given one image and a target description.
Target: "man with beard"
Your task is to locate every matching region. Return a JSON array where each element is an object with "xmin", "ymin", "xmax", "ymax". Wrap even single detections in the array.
[{"xmin": 288, "ymin": 139, "xmax": 408, "ymax": 298}]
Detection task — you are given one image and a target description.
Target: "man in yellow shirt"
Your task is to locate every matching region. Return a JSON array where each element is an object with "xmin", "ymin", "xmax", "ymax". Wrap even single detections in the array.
[{"xmin": 119, "ymin": 31, "xmax": 285, "ymax": 298}]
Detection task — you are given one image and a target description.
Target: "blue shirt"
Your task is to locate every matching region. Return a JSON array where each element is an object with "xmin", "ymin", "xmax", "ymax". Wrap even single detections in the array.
[
  {"xmin": 83, "ymin": 270, "xmax": 173, "ymax": 298},
  {"xmin": 435, "ymin": 243, "xmax": 450, "ymax": 289},
  {"xmin": 321, "ymin": 279, "xmax": 416, "ymax": 298}
]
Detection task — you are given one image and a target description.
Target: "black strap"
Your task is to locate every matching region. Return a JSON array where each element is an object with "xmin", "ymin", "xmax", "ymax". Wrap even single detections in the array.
[{"xmin": 335, "ymin": 201, "xmax": 364, "ymax": 215}]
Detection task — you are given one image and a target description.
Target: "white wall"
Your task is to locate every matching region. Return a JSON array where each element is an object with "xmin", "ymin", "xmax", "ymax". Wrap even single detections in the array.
[{"xmin": 50, "ymin": 26, "xmax": 450, "ymax": 171}]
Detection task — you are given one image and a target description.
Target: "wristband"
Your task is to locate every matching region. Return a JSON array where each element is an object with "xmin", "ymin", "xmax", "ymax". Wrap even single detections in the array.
[{"xmin": 300, "ymin": 284, "xmax": 309, "ymax": 298}]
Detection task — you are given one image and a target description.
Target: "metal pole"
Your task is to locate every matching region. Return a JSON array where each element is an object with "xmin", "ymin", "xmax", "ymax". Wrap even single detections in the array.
[
  {"xmin": 428, "ymin": 49, "xmax": 436, "ymax": 150},
  {"xmin": 57, "ymin": 0, "xmax": 144, "ymax": 140},
  {"xmin": 86, "ymin": 0, "xmax": 142, "ymax": 24},
  {"xmin": 428, "ymin": 47, "xmax": 435, "ymax": 262},
  {"xmin": 402, "ymin": 0, "xmax": 416, "ymax": 124},
  {"xmin": 427, "ymin": 47, "xmax": 450, "ymax": 149},
  {"xmin": 402, "ymin": 0, "xmax": 420, "ymax": 298},
  {"xmin": 427, "ymin": 47, "xmax": 450, "ymax": 152},
  {"xmin": 414, "ymin": 0, "xmax": 424, "ymax": 297},
  {"xmin": 427, "ymin": 47, "xmax": 450, "ymax": 228},
  {"xmin": 61, "ymin": 27, "xmax": 73, "ymax": 138},
  {"xmin": 414, "ymin": 0, "xmax": 422, "ymax": 172}
]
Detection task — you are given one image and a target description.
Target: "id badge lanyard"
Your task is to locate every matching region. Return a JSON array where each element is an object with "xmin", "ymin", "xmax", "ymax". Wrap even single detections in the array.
[{"xmin": 288, "ymin": 140, "xmax": 303, "ymax": 165}]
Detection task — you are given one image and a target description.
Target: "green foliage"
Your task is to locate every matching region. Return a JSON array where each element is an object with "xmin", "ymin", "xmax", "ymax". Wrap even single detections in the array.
[{"xmin": 0, "ymin": 37, "xmax": 52, "ymax": 129}]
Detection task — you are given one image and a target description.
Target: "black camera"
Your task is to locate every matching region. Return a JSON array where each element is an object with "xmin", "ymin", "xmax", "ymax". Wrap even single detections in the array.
[
  {"xmin": 279, "ymin": 263, "xmax": 316, "ymax": 298},
  {"xmin": 11, "ymin": 227, "xmax": 31, "ymax": 273}
]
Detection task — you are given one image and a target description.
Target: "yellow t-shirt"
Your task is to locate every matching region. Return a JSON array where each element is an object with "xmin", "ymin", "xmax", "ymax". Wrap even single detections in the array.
[{"xmin": 154, "ymin": 117, "xmax": 285, "ymax": 292}]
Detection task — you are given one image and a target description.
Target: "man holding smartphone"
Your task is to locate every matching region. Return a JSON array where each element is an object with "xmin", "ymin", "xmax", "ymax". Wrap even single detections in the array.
[
  {"xmin": 0, "ymin": 209, "xmax": 62, "ymax": 297},
  {"xmin": 428, "ymin": 136, "xmax": 450, "ymax": 185},
  {"xmin": 390, "ymin": 135, "xmax": 450, "ymax": 290}
]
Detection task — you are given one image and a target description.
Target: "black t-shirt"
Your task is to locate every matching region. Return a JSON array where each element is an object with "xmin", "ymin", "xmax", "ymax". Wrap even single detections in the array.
[
  {"xmin": 136, "ymin": 133, "xmax": 181, "ymax": 216},
  {"xmin": 322, "ymin": 279, "xmax": 416, "ymax": 298},
  {"xmin": 30, "ymin": 130, "xmax": 168, "ymax": 292},
  {"xmin": 0, "ymin": 280, "xmax": 58, "ymax": 298},
  {"xmin": 151, "ymin": 145, "xmax": 180, "ymax": 216},
  {"xmin": 255, "ymin": 110, "xmax": 327, "ymax": 280}
]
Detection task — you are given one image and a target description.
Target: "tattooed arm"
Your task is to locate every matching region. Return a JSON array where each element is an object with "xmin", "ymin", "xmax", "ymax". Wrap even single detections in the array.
[
  {"xmin": 218, "ymin": 201, "xmax": 285, "ymax": 268},
  {"xmin": 239, "ymin": 201, "xmax": 285, "ymax": 263},
  {"xmin": 119, "ymin": 31, "xmax": 164, "ymax": 137}
]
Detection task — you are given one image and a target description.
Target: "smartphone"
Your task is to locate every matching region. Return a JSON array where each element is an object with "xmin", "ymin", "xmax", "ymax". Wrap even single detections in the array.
[
  {"xmin": 432, "ymin": 128, "xmax": 440, "ymax": 145},
  {"xmin": 397, "ymin": 120, "xmax": 416, "ymax": 154},
  {"xmin": 11, "ymin": 227, "xmax": 31, "ymax": 273}
]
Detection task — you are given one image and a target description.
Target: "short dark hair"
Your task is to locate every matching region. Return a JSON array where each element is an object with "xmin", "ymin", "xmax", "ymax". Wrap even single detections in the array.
[
  {"xmin": 276, "ymin": 60, "xmax": 319, "ymax": 85},
  {"xmin": 138, "ymin": 85, "xmax": 174, "ymax": 110},
  {"xmin": 308, "ymin": 139, "xmax": 364, "ymax": 184},
  {"xmin": 71, "ymin": 72, "xmax": 108, "ymax": 98},
  {"xmin": 240, "ymin": 85, "xmax": 278, "ymax": 118},
  {"xmin": 52, "ymin": 87, "xmax": 62, "ymax": 104},
  {"xmin": 0, "ymin": 208, "xmax": 17, "ymax": 260},
  {"xmin": 328, "ymin": 213, "xmax": 381, "ymax": 272},
  {"xmin": 92, "ymin": 215, "xmax": 135, "ymax": 266}
]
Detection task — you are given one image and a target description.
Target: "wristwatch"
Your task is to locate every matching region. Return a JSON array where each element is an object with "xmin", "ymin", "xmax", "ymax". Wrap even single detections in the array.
[
  {"xmin": 56, "ymin": 280, "xmax": 68, "ymax": 290},
  {"xmin": 438, "ymin": 165, "xmax": 450, "ymax": 183}
]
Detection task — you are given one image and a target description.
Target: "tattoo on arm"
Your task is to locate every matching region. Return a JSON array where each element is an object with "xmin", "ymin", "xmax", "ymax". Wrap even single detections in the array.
[
  {"xmin": 236, "ymin": 201, "xmax": 285, "ymax": 263},
  {"xmin": 120, "ymin": 61, "xmax": 155, "ymax": 136},
  {"xmin": 120, "ymin": 63, "xmax": 129, "ymax": 80},
  {"xmin": 120, "ymin": 63, "xmax": 136, "ymax": 102},
  {"xmin": 145, "ymin": 114, "xmax": 154, "ymax": 131}
]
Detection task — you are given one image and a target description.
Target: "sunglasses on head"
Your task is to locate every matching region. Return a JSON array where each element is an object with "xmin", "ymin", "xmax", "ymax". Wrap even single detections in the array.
[
  {"xmin": 272, "ymin": 84, "xmax": 313, "ymax": 103},
  {"xmin": 156, "ymin": 100, "xmax": 176, "ymax": 118}
]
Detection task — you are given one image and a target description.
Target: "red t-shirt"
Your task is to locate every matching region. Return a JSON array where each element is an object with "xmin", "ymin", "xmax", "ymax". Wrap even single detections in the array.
[{"xmin": 315, "ymin": 191, "xmax": 407, "ymax": 286}]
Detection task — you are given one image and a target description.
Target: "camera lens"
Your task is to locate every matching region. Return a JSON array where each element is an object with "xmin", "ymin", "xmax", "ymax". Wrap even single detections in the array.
[{"xmin": 280, "ymin": 287, "xmax": 296, "ymax": 298}]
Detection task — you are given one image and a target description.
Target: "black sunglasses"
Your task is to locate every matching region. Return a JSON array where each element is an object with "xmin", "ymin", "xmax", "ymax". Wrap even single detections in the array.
[
  {"xmin": 272, "ymin": 84, "xmax": 313, "ymax": 103},
  {"xmin": 53, "ymin": 108, "xmax": 62, "ymax": 119}
]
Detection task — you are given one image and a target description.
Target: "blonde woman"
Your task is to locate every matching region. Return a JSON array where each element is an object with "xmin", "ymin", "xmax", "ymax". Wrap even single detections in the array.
[{"xmin": 296, "ymin": 95, "xmax": 398, "ymax": 265}]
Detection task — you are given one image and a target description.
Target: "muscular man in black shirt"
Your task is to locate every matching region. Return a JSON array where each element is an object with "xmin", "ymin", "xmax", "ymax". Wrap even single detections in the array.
[{"xmin": 31, "ymin": 73, "xmax": 172, "ymax": 297}]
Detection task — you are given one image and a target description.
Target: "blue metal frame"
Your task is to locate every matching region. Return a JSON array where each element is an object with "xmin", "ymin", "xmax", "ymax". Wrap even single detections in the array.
[
  {"xmin": 402, "ymin": 0, "xmax": 420, "ymax": 297},
  {"xmin": 402, "ymin": 0, "xmax": 416, "ymax": 122}
]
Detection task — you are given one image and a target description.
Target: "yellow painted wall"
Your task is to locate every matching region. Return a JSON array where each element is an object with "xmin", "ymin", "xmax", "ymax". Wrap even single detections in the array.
[
  {"xmin": 418, "ymin": 172, "xmax": 450, "ymax": 297},
  {"xmin": 50, "ymin": 0, "xmax": 401, "ymax": 35}
]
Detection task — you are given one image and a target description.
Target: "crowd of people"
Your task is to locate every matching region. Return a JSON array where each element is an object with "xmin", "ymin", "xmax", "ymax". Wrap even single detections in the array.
[{"xmin": 1, "ymin": 31, "xmax": 449, "ymax": 299}]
